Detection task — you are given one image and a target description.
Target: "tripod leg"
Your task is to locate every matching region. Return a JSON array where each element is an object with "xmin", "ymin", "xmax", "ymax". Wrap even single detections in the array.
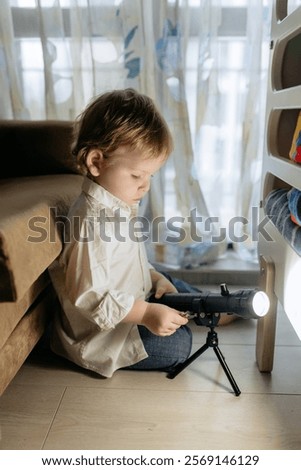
[
  {"xmin": 167, "ymin": 343, "xmax": 209, "ymax": 379},
  {"xmin": 213, "ymin": 346, "xmax": 241, "ymax": 396}
]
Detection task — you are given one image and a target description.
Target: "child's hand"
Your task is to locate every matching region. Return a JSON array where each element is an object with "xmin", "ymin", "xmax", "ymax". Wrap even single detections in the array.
[
  {"xmin": 150, "ymin": 270, "xmax": 178, "ymax": 299},
  {"xmin": 141, "ymin": 303, "xmax": 188, "ymax": 336}
]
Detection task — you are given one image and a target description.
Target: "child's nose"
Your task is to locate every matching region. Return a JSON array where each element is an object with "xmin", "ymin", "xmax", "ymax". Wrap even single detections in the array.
[{"xmin": 139, "ymin": 178, "xmax": 150, "ymax": 192}]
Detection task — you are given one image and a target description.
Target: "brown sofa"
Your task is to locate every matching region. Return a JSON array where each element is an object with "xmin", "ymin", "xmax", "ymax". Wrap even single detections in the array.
[{"xmin": 0, "ymin": 120, "xmax": 83, "ymax": 395}]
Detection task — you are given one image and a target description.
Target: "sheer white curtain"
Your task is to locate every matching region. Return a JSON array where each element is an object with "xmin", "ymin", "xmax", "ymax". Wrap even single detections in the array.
[
  {"xmin": 192, "ymin": 0, "xmax": 272, "ymax": 261},
  {"xmin": 0, "ymin": 0, "xmax": 271, "ymax": 266}
]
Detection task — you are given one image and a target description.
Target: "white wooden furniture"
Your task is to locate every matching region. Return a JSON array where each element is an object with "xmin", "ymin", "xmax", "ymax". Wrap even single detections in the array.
[{"xmin": 256, "ymin": 0, "xmax": 301, "ymax": 372}]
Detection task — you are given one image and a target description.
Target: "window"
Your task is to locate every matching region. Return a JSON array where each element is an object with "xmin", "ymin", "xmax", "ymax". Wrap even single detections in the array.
[{"xmin": 8, "ymin": 1, "xmax": 271, "ymax": 237}]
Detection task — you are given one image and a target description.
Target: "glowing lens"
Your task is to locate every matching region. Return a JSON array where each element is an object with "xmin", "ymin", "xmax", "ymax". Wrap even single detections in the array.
[{"xmin": 252, "ymin": 291, "xmax": 270, "ymax": 317}]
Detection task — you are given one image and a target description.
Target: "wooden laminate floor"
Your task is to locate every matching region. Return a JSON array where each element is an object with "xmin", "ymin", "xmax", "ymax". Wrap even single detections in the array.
[{"xmin": 0, "ymin": 290, "xmax": 300, "ymax": 451}]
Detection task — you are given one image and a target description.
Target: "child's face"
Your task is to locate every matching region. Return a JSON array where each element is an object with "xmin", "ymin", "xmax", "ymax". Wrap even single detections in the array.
[{"xmin": 95, "ymin": 146, "xmax": 166, "ymax": 206}]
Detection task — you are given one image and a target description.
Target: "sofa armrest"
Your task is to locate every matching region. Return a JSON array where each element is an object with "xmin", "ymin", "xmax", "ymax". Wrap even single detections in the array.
[{"xmin": 0, "ymin": 174, "xmax": 83, "ymax": 302}]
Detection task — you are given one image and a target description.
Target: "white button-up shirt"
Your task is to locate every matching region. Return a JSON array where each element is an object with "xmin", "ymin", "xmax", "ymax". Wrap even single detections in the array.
[{"xmin": 49, "ymin": 177, "xmax": 152, "ymax": 377}]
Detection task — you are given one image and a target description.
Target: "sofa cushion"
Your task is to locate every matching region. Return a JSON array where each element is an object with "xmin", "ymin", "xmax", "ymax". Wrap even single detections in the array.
[
  {"xmin": 0, "ymin": 271, "xmax": 50, "ymax": 350},
  {"xmin": 0, "ymin": 284, "xmax": 56, "ymax": 396},
  {"xmin": 0, "ymin": 174, "xmax": 83, "ymax": 302},
  {"xmin": 0, "ymin": 120, "xmax": 77, "ymax": 177}
]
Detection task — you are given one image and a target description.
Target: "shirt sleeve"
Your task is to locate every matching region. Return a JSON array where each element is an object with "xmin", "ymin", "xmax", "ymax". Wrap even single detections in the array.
[{"xmin": 61, "ymin": 217, "xmax": 135, "ymax": 331}]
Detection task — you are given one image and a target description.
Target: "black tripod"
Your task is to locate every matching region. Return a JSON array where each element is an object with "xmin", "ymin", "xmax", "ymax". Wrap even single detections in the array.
[{"xmin": 167, "ymin": 312, "xmax": 241, "ymax": 396}]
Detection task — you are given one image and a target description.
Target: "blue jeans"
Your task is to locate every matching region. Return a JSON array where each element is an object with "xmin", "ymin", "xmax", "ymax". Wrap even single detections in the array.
[{"xmin": 126, "ymin": 274, "xmax": 201, "ymax": 372}]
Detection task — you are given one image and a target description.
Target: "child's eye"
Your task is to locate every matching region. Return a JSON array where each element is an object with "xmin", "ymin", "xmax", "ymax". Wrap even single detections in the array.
[{"xmin": 131, "ymin": 174, "xmax": 141, "ymax": 179}]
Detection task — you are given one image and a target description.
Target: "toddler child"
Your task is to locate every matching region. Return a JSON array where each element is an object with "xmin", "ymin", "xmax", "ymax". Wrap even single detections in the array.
[{"xmin": 49, "ymin": 88, "xmax": 193, "ymax": 377}]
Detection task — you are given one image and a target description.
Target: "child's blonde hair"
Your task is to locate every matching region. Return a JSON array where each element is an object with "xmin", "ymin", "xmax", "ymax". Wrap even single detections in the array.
[{"xmin": 72, "ymin": 88, "xmax": 173, "ymax": 175}]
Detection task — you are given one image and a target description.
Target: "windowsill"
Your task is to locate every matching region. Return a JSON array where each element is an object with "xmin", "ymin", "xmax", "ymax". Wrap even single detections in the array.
[{"xmin": 152, "ymin": 249, "xmax": 260, "ymax": 287}]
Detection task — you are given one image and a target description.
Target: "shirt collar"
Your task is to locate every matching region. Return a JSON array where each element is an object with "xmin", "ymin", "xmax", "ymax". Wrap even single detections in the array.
[{"xmin": 82, "ymin": 176, "xmax": 139, "ymax": 217}]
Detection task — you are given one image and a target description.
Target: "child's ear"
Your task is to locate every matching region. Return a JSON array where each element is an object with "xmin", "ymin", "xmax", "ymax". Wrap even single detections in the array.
[{"xmin": 86, "ymin": 149, "xmax": 104, "ymax": 177}]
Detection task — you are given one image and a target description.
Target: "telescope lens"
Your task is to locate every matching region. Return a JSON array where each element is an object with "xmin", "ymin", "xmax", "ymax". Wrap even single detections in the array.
[{"xmin": 252, "ymin": 291, "xmax": 270, "ymax": 317}]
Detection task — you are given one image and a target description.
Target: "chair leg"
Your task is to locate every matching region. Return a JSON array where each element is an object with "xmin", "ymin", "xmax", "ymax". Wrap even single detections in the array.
[{"xmin": 256, "ymin": 255, "xmax": 278, "ymax": 372}]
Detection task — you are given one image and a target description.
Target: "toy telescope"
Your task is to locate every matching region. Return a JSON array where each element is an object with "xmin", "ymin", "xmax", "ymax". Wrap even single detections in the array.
[
  {"xmin": 149, "ymin": 283, "xmax": 270, "ymax": 322},
  {"xmin": 149, "ymin": 283, "xmax": 270, "ymax": 396}
]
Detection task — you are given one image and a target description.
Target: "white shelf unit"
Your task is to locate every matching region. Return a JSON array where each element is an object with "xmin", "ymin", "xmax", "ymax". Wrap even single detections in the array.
[{"xmin": 257, "ymin": 0, "xmax": 301, "ymax": 372}]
